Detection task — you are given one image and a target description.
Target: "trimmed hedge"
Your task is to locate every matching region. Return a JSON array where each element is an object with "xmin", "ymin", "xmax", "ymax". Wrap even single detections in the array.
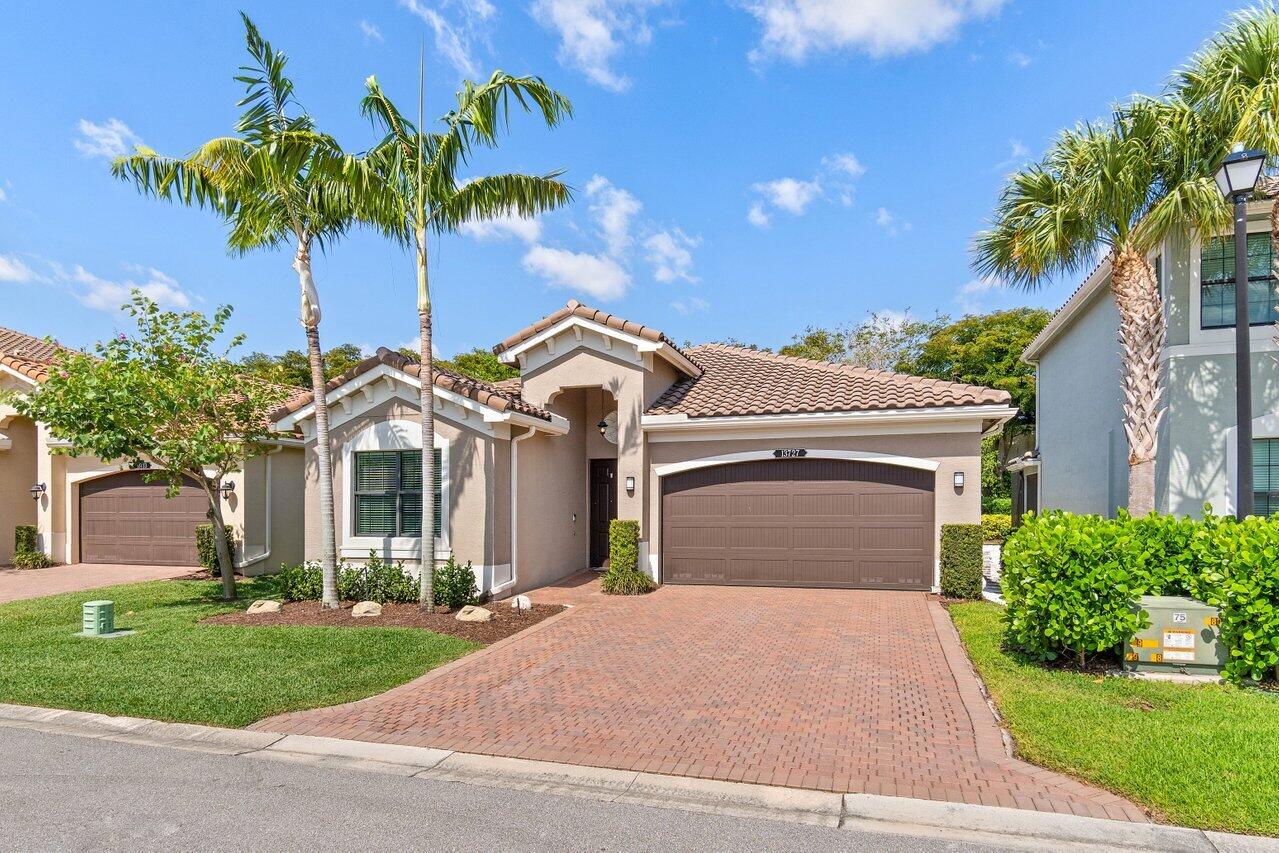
[
  {"xmin": 277, "ymin": 552, "xmax": 478, "ymax": 608},
  {"xmin": 1002, "ymin": 510, "xmax": 1279, "ymax": 681},
  {"xmin": 981, "ymin": 513, "xmax": 1013, "ymax": 544},
  {"xmin": 940, "ymin": 524, "xmax": 984, "ymax": 600},
  {"xmin": 196, "ymin": 524, "xmax": 235, "ymax": 571},
  {"xmin": 11, "ymin": 525, "xmax": 54, "ymax": 569},
  {"xmin": 601, "ymin": 519, "xmax": 654, "ymax": 595}
]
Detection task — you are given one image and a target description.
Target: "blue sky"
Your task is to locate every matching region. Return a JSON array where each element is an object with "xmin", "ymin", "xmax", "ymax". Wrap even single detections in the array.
[{"xmin": 0, "ymin": 1, "xmax": 1243, "ymax": 359}]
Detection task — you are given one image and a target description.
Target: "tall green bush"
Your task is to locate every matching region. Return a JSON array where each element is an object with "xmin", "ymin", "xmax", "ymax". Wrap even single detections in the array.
[
  {"xmin": 940, "ymin": 524, "xmax": 984, "ymax": 599},
  {"xmin": 14, "ymin": 525, "xmax": 38, "ymax": 555},
  {"xmin": 196, "ymin": 524, "xmax": 235, "ymax": 571},
  {"xmin": 601, "ymin": 519, "xmax": 654, "ymax": 595},
  {"xmin": 432, "ymin": 557, "xmax": 479, "ymax": 610},
  {"xmin": 981, "ymin": 513, "xmax": 1013, "ymax": 543}
]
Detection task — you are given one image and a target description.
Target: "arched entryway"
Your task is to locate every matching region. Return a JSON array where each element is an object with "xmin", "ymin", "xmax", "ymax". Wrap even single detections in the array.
[
  {"xmin": 79, "ymin": 471, "xmax": 208, "ymax": 566},
  {"xmin": 660, "ymin": 457, "xmax": 935, "ymax": 589}
]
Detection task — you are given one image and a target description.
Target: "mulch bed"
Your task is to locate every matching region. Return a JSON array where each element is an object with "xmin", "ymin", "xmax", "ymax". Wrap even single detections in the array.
[{"xmin": 202, "ymin": 601, "xmax": 566, "ymax": 644}]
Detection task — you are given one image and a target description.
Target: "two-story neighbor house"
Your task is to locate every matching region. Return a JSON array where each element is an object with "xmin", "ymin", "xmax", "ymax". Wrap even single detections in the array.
[
  {"xmin": 273, "ymin": 300, "xmax": 1016, "ymax": 597},
  {"xmin": 1023, "ymin": 200, "xmax": 1279, "ymax": 519}
]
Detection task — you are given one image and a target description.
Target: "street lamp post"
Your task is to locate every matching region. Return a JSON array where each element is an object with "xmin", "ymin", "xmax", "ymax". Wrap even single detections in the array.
[{"xmin": 1213, "ymin": 146, "xmax": 1267, "ymax": 520}]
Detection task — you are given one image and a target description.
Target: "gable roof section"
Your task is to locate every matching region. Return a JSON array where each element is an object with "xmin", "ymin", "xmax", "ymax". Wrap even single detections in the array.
[
  {"xmin": 647, "ymin": 343, "xmax": 1012, "ymax": 419},
  {"xmin": 271, "ymin": 347, "xmax": 553, "ymax": 423},
  {"xmin": 1020, "ymin": 258, "xmax": 1112, "ymax": 363},
  {"xmin": 493, "ymin": 299, "xmax": 702, "ymax": 375}
]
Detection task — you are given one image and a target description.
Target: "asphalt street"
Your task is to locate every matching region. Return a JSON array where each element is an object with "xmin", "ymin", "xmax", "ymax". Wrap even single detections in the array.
[{"xmin": 0, "ymin": 726, "xmax": 1019, "ymax": 852}]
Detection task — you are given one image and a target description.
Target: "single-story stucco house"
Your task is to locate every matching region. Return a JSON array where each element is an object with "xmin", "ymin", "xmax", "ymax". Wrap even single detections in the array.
[
  {"xmin": 1022, "ymin": 199, "xmax": 1279, "ymax": 521},
  {"xmin": 0, "ymin": 326, "xmax": 305, "ymax": 570},
  {"xmin": 272, "ymin": 300, "xmax": 1016, "ymax": 596}
]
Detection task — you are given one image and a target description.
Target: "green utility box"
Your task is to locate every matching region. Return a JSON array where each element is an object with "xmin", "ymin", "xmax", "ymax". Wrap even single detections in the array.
[
  {"xmin": 1124, "ymin": 595, "xmax": 1225, "ymax": 676},
  {"xmin": 81, "ymin": 600, "xmax": 115, "ymax": 636}
]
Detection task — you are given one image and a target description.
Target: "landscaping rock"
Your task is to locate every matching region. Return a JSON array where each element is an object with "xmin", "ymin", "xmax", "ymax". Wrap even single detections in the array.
[
  {"xmin": 510, "ymin": 594, "xmax": 532, "ymax": 612},
  {"xmin": 246, "ymin": 599, "xmax": 281, "ymax": 615},
  {"xmin": 352, "ymin": 601, "xmax": 382, "ymax": 618},
  {"xmin": 455, "ymin": 605, "xmax": 494, "ymax": 622}
]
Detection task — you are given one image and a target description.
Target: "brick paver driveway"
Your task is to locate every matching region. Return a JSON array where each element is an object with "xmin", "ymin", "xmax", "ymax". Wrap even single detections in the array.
[
  {"xmin": 256, "ymin": 580, "xmax": 1146, "ymax": 822},
  {"xmin": 0, "ymin": 563, "xmax": 199, "ymax": 604}
]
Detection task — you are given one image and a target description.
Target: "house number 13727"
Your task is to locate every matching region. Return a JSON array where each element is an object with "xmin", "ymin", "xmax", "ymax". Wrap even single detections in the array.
[{"xmin": 774, "ymin": 449, "xmax": 807, "ymax": 458}]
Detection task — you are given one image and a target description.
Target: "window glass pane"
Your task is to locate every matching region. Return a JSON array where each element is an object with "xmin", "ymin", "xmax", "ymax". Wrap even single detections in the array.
[
  {"xmin": 399, "ymin": 449, "xmax": 423, "ymax": 491},
  {"xmin": 354, "ymin": 494, "xmax": 397, "ymax": 536},
  {"xmin": 1201, "ymin": 233, "xmax": 1276, "ymax": 329},
  {"xmin": 401, "ymin": 493, "xmax": 422, "ymax": 536},
  {"xmin": 1253, "ymin": 439, "xmax": 1279, "ymax": 518},
  {"xmin": 355, "ymin": 452, "xmax": 398, "ymax": 492}
]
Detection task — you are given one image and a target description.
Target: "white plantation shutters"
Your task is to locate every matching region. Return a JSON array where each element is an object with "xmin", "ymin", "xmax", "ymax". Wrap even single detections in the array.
[{"xmin": 353, "ymin": 449, "xmax": 442, "ymax": 538}]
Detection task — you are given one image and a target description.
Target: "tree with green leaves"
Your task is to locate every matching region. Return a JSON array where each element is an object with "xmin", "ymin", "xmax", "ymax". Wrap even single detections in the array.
[
  {"xmin": 240, "ymin": 343, "xmax": 366, "ymax": 388},
  {"xmin": 779, "ymin": 311, "xmax": 949, "ymax": 372},
  {"xmin": 111, "ymin": 15, "xmax": 384, "ymax": 608},
  {"xmin": 973, "ymin": 106, "xmax": 1227, "ymax": 516},
  {"xmin": 359, "ymin": 69, "xmax": 572, "ymax": 608},
  {"xmin": 5, "ymin": 295, "xmax": 285, "ymax": 600},
  {"xmin": 434, "ymin": 348, "xmax": 519, "ymax": 383}
]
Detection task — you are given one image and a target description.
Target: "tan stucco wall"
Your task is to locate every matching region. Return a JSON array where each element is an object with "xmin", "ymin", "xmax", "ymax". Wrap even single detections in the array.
[
  {"xmin": 232, "ymin": 446, "xmax": 305, "ymax": 575},
  {"xmin": 645, "ymin": 430, "xmax": 983, "ymax": 588},
  {"xmin": 0, "ymin": 417, "xmax": 38, "ymax": 564},
  {"xmin": 302, "ymin": 397, "xmax": 508, "ymax": 580}
]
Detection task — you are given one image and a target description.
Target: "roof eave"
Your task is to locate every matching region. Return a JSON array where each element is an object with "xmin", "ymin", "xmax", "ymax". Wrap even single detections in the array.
[
  {"xmin": 1021, "ymin": 259, "xmax": 1113, "ymax": 364},
  {"xmin": 642, "ymin": 404, "xmax": 1019, "ymax": 432}
]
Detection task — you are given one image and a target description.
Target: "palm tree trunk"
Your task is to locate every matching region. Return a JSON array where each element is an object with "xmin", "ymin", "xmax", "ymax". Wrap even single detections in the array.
[
  {"xmin": 205, "ymin": 485, "xmax": 237, "ymax": 601},
  {"xmin": 417, "ymin": 227, "xmax": 436, "ymax": 610},
  {"xmin": 295, "ymin": 238, "xmax": 339, "ymax": 609},
  {"xmin": 1111, "ymin": 245, "xmax": 1165, "ymax": 517}
]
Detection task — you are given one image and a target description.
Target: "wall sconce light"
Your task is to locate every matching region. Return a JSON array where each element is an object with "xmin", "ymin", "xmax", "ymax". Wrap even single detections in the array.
[
  {"xmin": 218, "ymin": 481, "xmax": 236, "ymax": 500},
  {"xmin": 596, "ymin": 419, "xmax": 608, "ymax": 436},
  {"xmin": 625, "ymin": 475, "xmax": 636, "ymax": 492},
  {"xmin": 953, "ymin": 471, "xmax": 965, "ymax": 490},
  {"xmin": 29, "ymin": 483, "xmax": 46, "ymax": 501}
]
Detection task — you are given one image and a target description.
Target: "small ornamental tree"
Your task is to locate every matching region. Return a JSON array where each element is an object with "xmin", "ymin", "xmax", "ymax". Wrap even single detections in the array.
[{"xmin": 8, "ymin": 294, "xmax": 286, "ymax": 600}]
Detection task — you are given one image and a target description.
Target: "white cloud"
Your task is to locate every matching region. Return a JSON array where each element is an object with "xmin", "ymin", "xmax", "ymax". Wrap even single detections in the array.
[
  {"xmin": 70, "ymin": 265, "xmax": 192, "ymax": 312},
  {"xmin": 586, "ymin": 174, "xmax": 643, "ymax": 257},
  {"xmin": 530, "ymin": 0, "xmax": 669, "ymax": 92},
  {"xmin": 670, "ymin": 296, "xmax": 710, "ymax": 315},
  {"xmin": 747, "ymin": 202, "xmax": 771, "ymax": 229},
  {"xmin": 1007, "ymin": 50, "xmax": 1031, "ymax": 68},
  {"xmin": 822, "ymin": 151, "xmax": 865, "ymax": 179},
  {"xmin": 0, "ymin": 186, "xmax": 6, "ymax": 203},
  {"xmin": 955, "ymin": 275, "xmax": 1006, "ymax": 312},
  {"xmin": 644, "ymin": 228, "xmax": 699, "ymax": 283},
  {"xmin": 521, "ymin": 245, "xmax": 631, "ymax": 301},
  {"xmin": 874, "ymin": 206, "xmax": 911, "ymax": 237},
  {"xmin": 399, "ymin": 0, "xmax": 497, "ymax": 77},
  {"xmin": 753, "ymin": 177, "xmax": 822, "ymax": 215},
  {"xmin": 992, "ymin": 138, "xmax": 1031, "ymax": 171},
  {"xmin": 459, "ymin": 213, "xmax": 543, "ymax": 244},
  {"xmin": 742, "ymin": 0, "xmax": 1006, "ymax": 64},
  {"xmin": 360, "ymin": 19, "xmax": 385, "ymax": 42},
  {"xmin": 74, "ymin": 118, "xmax": 143, "ymax": 160},
  {"xmin": 0, "ymin": 254, "xmax": 38, "ymax": 283}
]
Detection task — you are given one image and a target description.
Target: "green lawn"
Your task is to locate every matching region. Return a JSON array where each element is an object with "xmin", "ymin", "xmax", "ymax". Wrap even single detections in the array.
[
  {"xmin": 951, "ymin": 602, "xmax": 1279, "ymax": 836},
  {"xmin": 0, "ymin": 578, "xmax": 478, "ymax": 728}
]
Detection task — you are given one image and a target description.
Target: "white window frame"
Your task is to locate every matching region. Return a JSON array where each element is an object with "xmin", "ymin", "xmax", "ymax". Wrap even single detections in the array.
[
  {"xmin": 1188, "ymin": 222, "xmax": 1279, "ymax": 349},
  {"xmin": 341, "ymin": 419, "xmax": 450, "ymax": 560}
]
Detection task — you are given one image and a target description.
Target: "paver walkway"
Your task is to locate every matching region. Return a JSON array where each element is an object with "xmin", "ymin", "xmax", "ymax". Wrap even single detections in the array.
[
  {"xmin": 0, "ymin": 563, "xmax": 198, "ymax": 604},
  {"xmin": 255, "ymin": 579, "xmax": 1147, "ymax": 822}
]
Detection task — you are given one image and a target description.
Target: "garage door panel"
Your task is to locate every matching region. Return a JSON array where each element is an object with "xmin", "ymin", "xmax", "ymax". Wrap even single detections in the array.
[
  {"xmin": 80, "ymin": 472, "xmax": 207, "ymax": 566},
  {"xmin": 662, "ymin": 459, "xmax": 934, "ymax": 590}
]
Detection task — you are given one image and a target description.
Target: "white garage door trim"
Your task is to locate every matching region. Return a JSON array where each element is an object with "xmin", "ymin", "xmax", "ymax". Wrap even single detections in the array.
[{"xmin": 652, "ymin": 448, "xmax": 940, "ymax": 479}]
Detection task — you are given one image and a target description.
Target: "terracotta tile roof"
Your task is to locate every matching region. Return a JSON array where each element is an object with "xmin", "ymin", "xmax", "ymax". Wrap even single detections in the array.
[
  {"xmin": 489, "ymin": 377, "xmax": 524, "ymax": 396},
  {"xmin": 646, "ymin": 344, "xmax": 1012, "ymax": 418},
  {"xmin": 0, "ymin": 327, "xmax": 71, "ymax": 384},
  {"xmin": 0, "ymin": 354, "xmax": 52, "ymax": 383},
  {"xmin": 271, "ymin": 347, "xmax": 552, "ymax": 423},
  {"xmin": 493, "ymin": 299, "xmax": 700, "ymax": 370}
]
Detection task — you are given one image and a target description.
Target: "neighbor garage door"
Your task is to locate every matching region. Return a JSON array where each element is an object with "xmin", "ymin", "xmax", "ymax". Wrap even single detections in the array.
[
  {"xmin": 79, "ymin": 472, "xmax": 208, "ymax": 566},
  {"xmin": 661, "ymin": 458, "xmax": 934, "ymax": 589}
]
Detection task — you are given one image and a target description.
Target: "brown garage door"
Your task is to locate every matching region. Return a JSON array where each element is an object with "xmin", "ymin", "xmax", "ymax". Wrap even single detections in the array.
[
  {"xmin": 661, "ymin": 458, "xmax": 934, "ymax": 589},
  {"xmin": 80, "ymin": 472, "xmax": 209, "ymax": 566}
]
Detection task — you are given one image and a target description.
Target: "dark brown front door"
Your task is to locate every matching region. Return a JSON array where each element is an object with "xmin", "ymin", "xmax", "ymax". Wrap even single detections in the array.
[
  {"xmin": 661, "ymin": 458, "xmax": 935, "ymax": 590},
  {"xmin": 79, "ymin": 471, "xmax": 209, "ymax": 566},
  {"xmin": 589, "ymin": 459, "xmax": 618, "ymax": 567}
]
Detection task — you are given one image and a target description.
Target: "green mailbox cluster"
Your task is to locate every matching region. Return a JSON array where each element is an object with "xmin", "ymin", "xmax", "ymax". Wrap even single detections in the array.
[
  {"xmin": 1124, "ymin": 595, "xmax": 1225, "ymax": 676},
  {"xmin": 81, "ymin": 600, "xmax": 115, "ymax": 637}
]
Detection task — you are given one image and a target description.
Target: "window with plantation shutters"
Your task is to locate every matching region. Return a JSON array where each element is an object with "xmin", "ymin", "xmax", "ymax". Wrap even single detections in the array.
[{"xmin": 353, "ymin": 449, "xmax": 442, "ymax": 538}]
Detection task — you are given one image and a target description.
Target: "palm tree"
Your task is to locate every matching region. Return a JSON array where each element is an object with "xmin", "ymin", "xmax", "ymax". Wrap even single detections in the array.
[
  {"xmin": 973, "ymin": 105, "xmax": 1227, "ymax": 516},
  {"xmin": 111, "ymin": 15, "xmax": 379, "ymax": 607},
  {"xmin": 360, "ymin": 69, "xmax": 572, "ymax": 608}
]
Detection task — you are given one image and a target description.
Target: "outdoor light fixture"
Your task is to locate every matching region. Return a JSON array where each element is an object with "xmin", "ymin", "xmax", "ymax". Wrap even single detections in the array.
[
  {"xmin": 625, "ymin": 475, "xmax": 636, "ymax": 492},
  {"xmin": 596, "ymin": 419, "xmax": 608, "ymax": 436},
  {"xmin": 218, "ymin": 481, "xmax": 236, "ymax": 500},
  {"xmin": 29, "ymin": 483, "xmax": 45, "ymax": 501},
  {"xmin": 953, "ymin": 471, "xmax": 965, "ymax": 490},
  {"xmin": 1213, "ymin": 146, "xmax": 1266, "ymax": 200},
  {"xmin": 1214, "ymin": 144, "xmax": 1269, "ymax": 519}
]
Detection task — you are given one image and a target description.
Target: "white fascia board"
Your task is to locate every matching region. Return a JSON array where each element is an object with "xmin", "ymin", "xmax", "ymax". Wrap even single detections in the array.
[
  {"xmin": 1021, "ymin": 259, "xmax": 1112, "ymax": 364},
  {"xmin": 273, "ymin": 362, "xmax": 563, "ymax": 435},
  {"xmin": 642, "ymin": 405, "xmax": 1019, "ymax": 436},
  {"xmin": 497, "ymin": 315, "xmax": 702, "ymax": 377},
  {"xmin": 0, "ymin": 364, "xmax": 40, "ymax": 388}
]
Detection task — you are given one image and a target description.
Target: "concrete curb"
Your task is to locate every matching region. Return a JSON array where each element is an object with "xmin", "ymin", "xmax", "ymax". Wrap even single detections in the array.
[{"xmin": 2, "ymin": 703, "xmax": 1274, "ymax": 851}]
